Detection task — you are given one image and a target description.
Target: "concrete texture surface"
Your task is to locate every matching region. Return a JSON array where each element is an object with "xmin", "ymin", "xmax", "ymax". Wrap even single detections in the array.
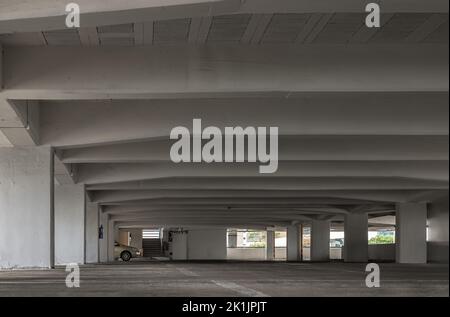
[{"xmin": 0, "ymin": 261, "xmax": 447, "ymax": 297}]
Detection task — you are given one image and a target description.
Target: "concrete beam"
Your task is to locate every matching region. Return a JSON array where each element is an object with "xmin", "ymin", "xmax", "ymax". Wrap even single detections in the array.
[
  {"xmin": 91, "ymin": 189, "xmax": 423, "ymax": 204},
  {"xmin": 60, "ymin": 135, "xmax": 449, "ymax": 163},
  {"xmin": 76, "ymin": 161, "xmax": 448, "ymax": 184},
  {"xmin": 87, "ymin": 177, "xmax": 449, "ymax": 191},
  {"xmin": 36, "ymin": 93, "xmax": 449, "ymax": 147},
  {"xmin": 2, "ymin": 45, "xmax": 447, "ymax": 101}
]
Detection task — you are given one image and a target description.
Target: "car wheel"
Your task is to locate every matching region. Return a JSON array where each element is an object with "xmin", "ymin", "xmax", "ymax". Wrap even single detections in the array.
[{"xmin": 120, "ymin": 251, "xmax": 132, "ymax": 262}]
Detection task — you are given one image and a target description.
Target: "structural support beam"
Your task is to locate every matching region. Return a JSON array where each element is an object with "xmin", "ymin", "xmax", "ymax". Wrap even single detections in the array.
[
  {"xmin": 310, "ymin": 219, "xmax": 330, "ymax": 262},
  {"xmin": 344, "ymin": 213, "xmax": 368, "ymax": 262},
  {"xmin": 0, "ymin": 147, "xmax": 54, "ymax": 269},
  {"xmin": 2, "ymin": 46, "xmax": 448, "ymax": 102},
  {"xmin": 286, "ymin": 224, "xmax": 301, "ymax": 261},
  {"xmin": 396, "ymin": 203, "xmax": 428, "ymax": 263}
]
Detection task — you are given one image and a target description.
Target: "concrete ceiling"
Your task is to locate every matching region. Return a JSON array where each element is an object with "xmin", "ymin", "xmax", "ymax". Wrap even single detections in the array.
[
  {"xmin": 0, "ymin": 13, "xmax": 448, "ymax": 46},
  {"xmin": 0, "ymin": 0, "xmax": 448, "ymax": 229}
]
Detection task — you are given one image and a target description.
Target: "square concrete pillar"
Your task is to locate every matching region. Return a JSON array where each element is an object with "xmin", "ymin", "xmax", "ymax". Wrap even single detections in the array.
[
  {"xmin": 311, "ymin": 220, "xmax": 330, "ymax": 262},
  {"xmin": 0, "ymin": 147, "xmax": 54, "ymax": 269},
  {"xmin": 107, "ymin": 220, "xmax": 116, "ymax": 262},
  {"xmin": 55, "ymin": 184, "xmax": 85, "ymax": 265},
  {"xmin": 266, "ymin": 230, "xmax": 275, "ymax": 261},
  {"xmin": 396, "ymin": 203, "xmax": 427, "ymax": 263},
  {"xmin": 344, "ymin": 213, "xmax": 368, "ymax": 262},
  {"xmin": 99, "ymin": 211, "xmax": 109, "ymax": 263},
  {"xmin": 287, "ymin": 225, "xmax": 301, "ymax": 261},
  {"xmin": 85, "ymin": 197, "xmax": 99, "ymax": 263}
]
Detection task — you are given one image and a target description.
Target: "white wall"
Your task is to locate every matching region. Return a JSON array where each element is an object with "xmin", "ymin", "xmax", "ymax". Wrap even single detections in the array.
[
  {"xmin": 428, "ymin": 197, "xmax": 449, "ymax": 263},
  {"xmin": 54, "ymin": 184, "xmax": 85, "ymax": 265},
  {"xmin": 0, "ymin": 147, "xmax": 53, "ymax": 269},
  {"xmin": 85, "ymin": 197, "xmax": 98, "ymax": 263},
  {"xmin": 187, "ymin": 229, "xmax": 227, "ymax": 260}
]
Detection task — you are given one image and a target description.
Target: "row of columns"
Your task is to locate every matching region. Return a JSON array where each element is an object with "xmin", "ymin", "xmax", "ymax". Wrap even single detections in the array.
[{"xmin": 279, "ymin": 204, "xmax": 428, "ymax": 263}]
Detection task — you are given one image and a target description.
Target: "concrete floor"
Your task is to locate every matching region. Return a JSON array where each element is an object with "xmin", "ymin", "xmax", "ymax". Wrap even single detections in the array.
[{"xmin": 0, "ymin": 261, "xmax": 448, "ymax": 297}]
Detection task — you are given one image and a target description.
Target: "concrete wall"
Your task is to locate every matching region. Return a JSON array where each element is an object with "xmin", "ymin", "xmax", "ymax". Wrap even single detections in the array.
[
  {"xmin": 187, "ymin": 229, "xmax": 227, "ymax": 260},
  {"xmin": 54, "ymin": 184, "xmax": 85, "ymax": 265},
  {"xmin": 85, "ymin": 197, "xmax": 98, "ymax": 263},
  {"xmin": 428, "ymin": 197, "xmax": 449, "ymax": 263},
  {"xmin": 369, "ymin": 244, "xmax": 396, "ymax": 262},
  {"xmin": 227, "ymin": 248, "xmax": 265, "ymax": 260},
  {"xmin": 171, "ymin": 231, "xmax": 188, "ymax": 260},
  {"xmin": 0, "ymin": 147, "xmax": 53, "ymax": 269}
]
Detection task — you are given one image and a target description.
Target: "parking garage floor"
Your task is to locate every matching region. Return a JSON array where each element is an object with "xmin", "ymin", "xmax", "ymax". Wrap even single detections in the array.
[{"xmin": 0, "ymin": 261, "xmax": 448, "ymax": 297}]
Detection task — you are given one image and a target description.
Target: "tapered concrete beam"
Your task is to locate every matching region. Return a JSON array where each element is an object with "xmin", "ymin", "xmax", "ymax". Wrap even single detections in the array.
[
  {"xmin": 91, "ymin": 189, "xmax": 425, "ymax": 204},
  {"xmin": 60, "ymin": 135, "xmax": 450, "ymax": 163},
  {"xmin": 36, "ymin": 93, "xmax": 449, "ymax": 147},
  {"xmin": 76, "ymin": 161, "xmax": 448, "ymax": 184},
  {"xmin": 87, "ymin": 177, "xmax": 449, "ymax": 191},
  {"xmin": 2, "ymin": 46, "xmax": 448, "ymax": 102}
]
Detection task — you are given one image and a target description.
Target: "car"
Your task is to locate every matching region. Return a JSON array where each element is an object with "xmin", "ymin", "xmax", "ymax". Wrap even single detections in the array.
[{"xmin": 114, "ymin": 242, "xmax": 142, "ymax": 261}]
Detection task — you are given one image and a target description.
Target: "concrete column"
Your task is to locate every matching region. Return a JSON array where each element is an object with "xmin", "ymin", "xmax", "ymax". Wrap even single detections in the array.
[
  {"xmin": 396, "ymin": 203, "xmax": 427, "ymax": 263},
  {"xmin": 287, "ymin": 225, "xmax": 301, "ymax": 261},
  {"xmin": 99, "ymin": 210, "xmax": 109, "ymax": 263},
  {"xmin": 55, "ymin": 184, "xmax": 85, "ymax": 265},
  {"xmin": 107, "ymin": 220, "xmax": 115, "ymax": 261},
  {"xmin": 85, "ymin": 197, "xmax": 99, "ymax": 263},
  {"xmin": 266, "ymin": 230, "xmax": 275, "ymax": 261},
  {"xmin": 0, "ymin": 147, "xmax": 54, "ymax": 269},
  {"xmin": 228, "ymin": 230, "xmax": 237, "ymax": 248},
  {"xmin": 311, "ymin": 219, "xmax": 330, "ymax": 262},
  {"xmin": 427, "ymin": 197, "xmax": 449, "ymax": 263},
  {"xmin": 344, "ymin": 213, "xmax": 368, "ymax": 262}
]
